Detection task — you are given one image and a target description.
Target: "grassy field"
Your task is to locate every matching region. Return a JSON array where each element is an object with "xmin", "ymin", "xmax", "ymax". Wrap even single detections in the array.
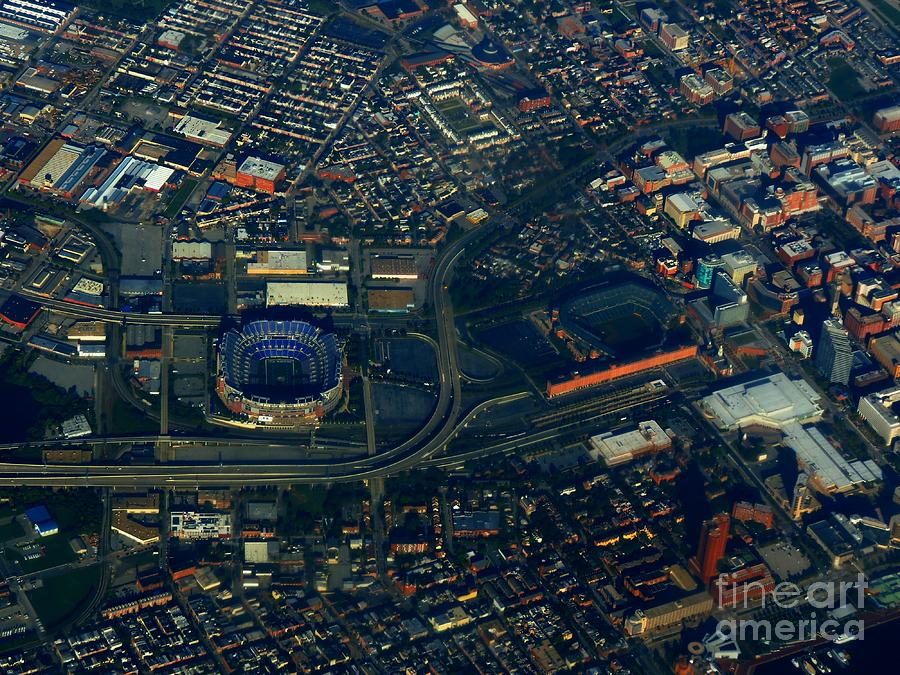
[
  {"xmin": 28, "ymin": 566, "xmax": 102, "ymax": 630},
  {"xmin": 0, "ymin": 519, "xmax": 24, "ymax": 542},
  {"xmin": 869, "ymin": 0, "xmax": 900, "ymax": 30},
  {"xmin": 827, "ymin": 59, "xmax": 866, "ymax": 101},
  {"xmin": 107, "ymin": 397, "xmax": 158, "ymax": 435},
  {"xmin": 307, "ymin": 0, "xmax": 339, "ymax": 15},
  {"xmin": 664, "ymin": 123, "xmax": 723, "ymax": 159},
  {"xmin": 163, "ymin": 178, "xmax": 198, "ymax": 219},
  {"xmin": 436, "ymin": 98, "xmax": 483, "ymax": 134}
]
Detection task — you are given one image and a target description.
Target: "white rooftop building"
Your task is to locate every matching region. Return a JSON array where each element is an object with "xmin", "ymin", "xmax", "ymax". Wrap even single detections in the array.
[
  {"xmin": 172, "ymin": 240, "xmax": 212, "ymax": 261},
  {"xmin": 80, "ymin": 156, "xmax": 174, "ymax": 209},
  {"xmin": 173, "ymin": 114, "xmax": 232, "ymax": 147},
  {"xmin": 700, "ymin": 373, "xmax": 823, "ymax": 430},
  {"xmin": 266, "ymin": 281, "xmax": 349, "ymax": 308},
  {"xmin": 61, "ymin": 413, "xmax": 91, "ymax": 439},
  {"xmin": 858, "ymin": 386, "xmax": 900, "ymax": 446},
  {"xmin": 588, "ymin": 421, "xmax": 672, "ymax": 467}
]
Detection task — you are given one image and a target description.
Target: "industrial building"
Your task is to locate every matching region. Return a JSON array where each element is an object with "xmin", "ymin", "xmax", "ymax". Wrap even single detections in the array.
[
  {"xmin": 172, "ymin": 241, "xmax": 213, "ymax": 261},
  {"xmin": 19, "ymin": 140, "xmax": 107, "ymax": 197},
  {"xmin": 81, "ymin": 156, "xmax": 175, "ymax": 210},
  {"xmin": 0, "ymin": 0, "xmax": 75, "ymax": 33},
  {"xmin": 371, "ymin": 255, "xmax": 418, "ymax": 280},
  {"xmin": 25, "ymin": 505, "xmax": 58, "ymax": 537},
  {"xmin": 0, "ymin": 294, "xmax": 41, "ymax": 329},
  {"xmin": 782, "ymin": 423, "xmax": 882, "ymax": 494},
  {"xmin": 173, "ymin": 114, "xmax": 233, "ymax": 147},
  {"xmin": 316, "ymin": 248, "xmax": 350, "ymax": 273},
  {"xmin": 60, "ymin": 414, "xmax": 91, "ymax": 439},
  {"xmin": 368, "ymin": 288, "xmax": 415, "ymax": 313},
  {"xmin": 246, "ymin": 249, "xmax": 308, "ymax": 275}
]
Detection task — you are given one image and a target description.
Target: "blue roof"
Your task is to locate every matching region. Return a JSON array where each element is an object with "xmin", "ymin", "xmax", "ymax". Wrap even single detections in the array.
[{"xmin": 25, "ymin": 505, "xmax": 51, "ymax": 523}]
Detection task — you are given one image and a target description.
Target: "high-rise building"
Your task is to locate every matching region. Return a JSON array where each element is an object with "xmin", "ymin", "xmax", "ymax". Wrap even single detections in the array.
[
  {"xmin": 696, "ymin": 255, "xmax": 725, "ymax": 289},
  {"xmin": 695, "ymin": 514, "xmax": 730, "ymax": 584},
  {"xmin": 815, "ymin": 319, "xmax": 852, "ymax": 385}
]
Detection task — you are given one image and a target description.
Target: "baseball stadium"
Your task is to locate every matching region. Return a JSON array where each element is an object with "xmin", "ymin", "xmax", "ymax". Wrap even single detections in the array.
[
  {"xmin": 216, "ymin": 319, "xmax": 343, "ymax": 426},
  {"xmin": 555, "ymin": 280, "xmax": 677, "ymax": 360},
  {"xmin": 547, "ymin": 279, "xmax": 695, "ymax": 398}
]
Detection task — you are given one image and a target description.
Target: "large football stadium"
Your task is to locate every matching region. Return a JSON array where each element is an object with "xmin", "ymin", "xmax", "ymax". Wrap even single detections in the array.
[{"xmin": 216, "ymin": 319, "xmax": 343, "ymax": 426}]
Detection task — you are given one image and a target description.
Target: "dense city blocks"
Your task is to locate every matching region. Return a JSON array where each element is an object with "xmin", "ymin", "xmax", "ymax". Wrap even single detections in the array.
[{"xmin": 0, "ymin": 0, "xmax": 898, "ymax": 673}]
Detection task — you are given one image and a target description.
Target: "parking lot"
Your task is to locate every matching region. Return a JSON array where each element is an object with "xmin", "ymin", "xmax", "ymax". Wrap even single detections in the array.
[{"xmin": 759, "ymin": 541, "xmax": 812, "ymax": 580}]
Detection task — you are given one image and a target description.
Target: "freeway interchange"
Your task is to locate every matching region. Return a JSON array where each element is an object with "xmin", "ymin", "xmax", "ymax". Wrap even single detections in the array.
[{"xmin": 0, "ymin": 222, "xmax": 520, "ymax": 487}]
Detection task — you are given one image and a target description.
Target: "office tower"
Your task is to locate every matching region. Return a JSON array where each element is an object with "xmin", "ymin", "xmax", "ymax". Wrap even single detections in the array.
[
  {"xmin": 696, "ymin": 513, "xmax": 730, "ymax": 584},
  {"xmin": 815, "ymin": 319, "xmax": 852, "ymax": 385}
]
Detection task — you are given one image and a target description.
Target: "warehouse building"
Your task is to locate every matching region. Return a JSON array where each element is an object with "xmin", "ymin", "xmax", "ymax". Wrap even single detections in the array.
[
  {"xmin": 172, "ymin": 241, "xmax": 213, "ymax": 261},
  {"xmin": 371, "ymin": 255, "xmax": 418, "ymax": 280},
  {"xmin": 368, "ymin": 288, "xmax": 415, "ymax": 313},
  {"xmin": 0, "ymin": 294, "xmax": 41, "ymax": 329},
  {"xmin": 782, "ymin": 423, "xmax": 881, "ymax": 494},
  {"xmin": 246, "ymin": 249, "xmax": 308, "ymax": 275},
  {"xmin": 0, "ymin": 0, "xmax": 76, "ymax": 34},
  {"xmin": 25, "ymin": 505, "xmax": 58, "ymax": 537},
  {"xmin": 81, "ymin": 156, "xmax": 174, "ymax": 209},
  {"xmin": 19, "ymin": 140, "xmax": 107, "ymax": 197},
  {"xmin": 266, "ymin": 281, "xmax": 349, "ymax": 307}
]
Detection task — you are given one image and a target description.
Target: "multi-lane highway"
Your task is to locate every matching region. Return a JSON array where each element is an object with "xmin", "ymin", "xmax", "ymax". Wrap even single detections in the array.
[
  {"xmin": 0, "ymin": 220, "xmax": 528, "ymax": 486},
  {"xmin": 0, "ymin": 391, "xmax": 533, "ymax": 487},
  {"xmin": 19, "ymin": 290, "xmax": 222, "ymax": 327}
]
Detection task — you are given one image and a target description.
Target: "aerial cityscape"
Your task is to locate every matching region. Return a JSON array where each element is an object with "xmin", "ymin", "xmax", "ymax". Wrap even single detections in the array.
[{"xmin": 0, "ymin": 0, "xmax": 898, "ymax": 672}]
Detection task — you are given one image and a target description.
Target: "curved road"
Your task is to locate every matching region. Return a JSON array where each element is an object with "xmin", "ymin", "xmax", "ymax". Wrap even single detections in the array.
[
  {"xmin": 1, "ymin": 220, "xmax": 522, "ymax": 486},
  {"xmin": 0, "ymin": 391, "xmax": 533, "ymax": 487}
]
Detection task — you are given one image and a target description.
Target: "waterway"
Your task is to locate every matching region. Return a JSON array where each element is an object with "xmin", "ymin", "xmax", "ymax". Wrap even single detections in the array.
[{"xmin": 752, "ymin": 616, "xmax": 900, "ymax": 673}]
